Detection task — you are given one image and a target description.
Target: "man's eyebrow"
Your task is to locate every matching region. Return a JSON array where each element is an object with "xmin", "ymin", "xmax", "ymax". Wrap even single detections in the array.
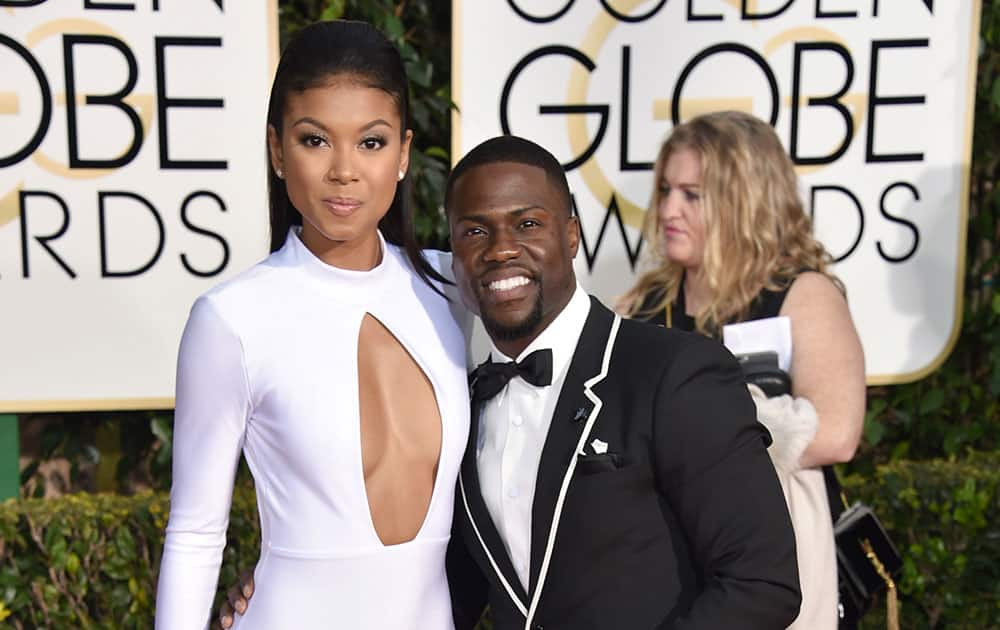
[
  {"xmin": 454, "ymin": 205, "xmax": 546, "ymax": 223},
  {"xmin": 511, "ymin": 205, "xmax": 546, "ymax": 215}
]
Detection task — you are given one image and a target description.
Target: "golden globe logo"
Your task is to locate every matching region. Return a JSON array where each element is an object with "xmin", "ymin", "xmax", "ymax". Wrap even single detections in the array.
[
  {"xmin": 456, "ymin": 0, "xmax": 979, "ymax": 382},
  {"xmin": 1, "ymin": 6, "xmax": 232, "ymax": 280},
  {"xmin": 0, "ymin": 1, "xmax": 276, "ymax": 411}
]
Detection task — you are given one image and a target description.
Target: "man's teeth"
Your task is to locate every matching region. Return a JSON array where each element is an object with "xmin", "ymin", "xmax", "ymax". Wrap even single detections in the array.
[{"xmin": 489, "ymin": 276, "xmax": 531, "ymax": 292}]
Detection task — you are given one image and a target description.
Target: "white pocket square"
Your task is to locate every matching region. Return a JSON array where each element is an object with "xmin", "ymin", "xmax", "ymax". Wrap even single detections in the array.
[{"xmin": 590, "ymin": 438, "xmax": 608, "ymax": 455}]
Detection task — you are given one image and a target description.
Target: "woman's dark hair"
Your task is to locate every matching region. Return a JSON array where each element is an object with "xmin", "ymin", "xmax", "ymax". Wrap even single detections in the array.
[{"xmin": 266, "ymin": 20, "xmax": 448, "ymax": 292}]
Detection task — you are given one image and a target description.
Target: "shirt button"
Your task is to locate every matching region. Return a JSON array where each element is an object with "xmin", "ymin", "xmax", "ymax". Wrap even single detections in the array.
[
  {"xmin": 508, "ymin": 486, "xmax": 519, "ymax": 498},
  {"xmin": 512, "ymin": 415, "xmax": 523, "ymax": 427}
]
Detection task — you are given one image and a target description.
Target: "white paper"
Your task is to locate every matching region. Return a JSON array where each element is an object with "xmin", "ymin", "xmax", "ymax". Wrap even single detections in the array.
[{"xmin": 723, "ymin": 316, "xmax": 793, "ymax": 372}]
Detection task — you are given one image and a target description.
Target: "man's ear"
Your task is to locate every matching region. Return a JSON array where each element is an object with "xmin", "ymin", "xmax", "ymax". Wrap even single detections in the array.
[
  {"xmin": 267, "ymin": 125, "xmax": 283, "ymax": 176},
  {"xmin": 566, "ymin": 214, "xmax": 581, "ymax": 258}
]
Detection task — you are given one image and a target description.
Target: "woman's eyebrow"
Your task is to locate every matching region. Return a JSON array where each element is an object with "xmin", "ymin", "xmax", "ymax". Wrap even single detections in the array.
[
  {"xmin": 360, "ymin": 118, "xmax": 394, "ymax": 131},
  {"xmin": 662, "ymin": 178, "xmax": 700, "ymax": 189},
  {"xmin": 290, "ymin": 116, "xmax": 326, "ymax": 130},
  {"xmin": 289, "ymin": 117, "xmax": 395, "ymax": 133}
]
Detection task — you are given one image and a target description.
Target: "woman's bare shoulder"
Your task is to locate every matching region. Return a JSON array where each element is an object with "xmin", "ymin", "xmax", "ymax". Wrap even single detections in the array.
[
  {"xmin": 778, "ymin": 272, "xmax": 851, "ymax": 326},
  {"xmin": 784, "ymin": 271, "xmax": 845, "ymax": 307}
]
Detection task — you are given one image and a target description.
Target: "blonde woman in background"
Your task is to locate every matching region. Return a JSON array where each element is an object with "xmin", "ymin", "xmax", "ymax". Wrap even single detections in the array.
[{"xmin": 618, "ymin": 110, "xmax": 866, "ymax": 630}]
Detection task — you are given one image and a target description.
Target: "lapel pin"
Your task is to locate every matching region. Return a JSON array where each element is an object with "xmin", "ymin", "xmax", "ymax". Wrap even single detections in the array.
[
  {"xmin": 590, "ymin": 438, "xmax": 608, "ymax": 455},
  {"xmin": 572, "ymin": 407, "xmax": 589, "ymax": 423}
]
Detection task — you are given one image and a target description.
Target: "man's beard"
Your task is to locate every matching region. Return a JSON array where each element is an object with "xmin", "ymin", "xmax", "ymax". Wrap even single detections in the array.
[{"xmin": 481, "ymin": 292, "xmax": 544, "ymax": 344}]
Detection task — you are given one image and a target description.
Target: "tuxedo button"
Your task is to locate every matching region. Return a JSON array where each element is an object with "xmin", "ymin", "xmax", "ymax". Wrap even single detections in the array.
[
  {"xmin": 507, "ymin": 486, "xmax": 519, "ymax": 498},
  {"xmin": 512, "ymin": 415, "xmax": 523, "ymax": 427}
]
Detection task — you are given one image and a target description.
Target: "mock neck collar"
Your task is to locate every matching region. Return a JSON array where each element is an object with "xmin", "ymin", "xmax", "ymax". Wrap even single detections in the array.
[
  {"xmin": 278, "ymin": 227, "xmax": 398, "ymax": 303},
  {"xmin": 288, "ymin": 226, "xmax": 388, "ymax": 273}
]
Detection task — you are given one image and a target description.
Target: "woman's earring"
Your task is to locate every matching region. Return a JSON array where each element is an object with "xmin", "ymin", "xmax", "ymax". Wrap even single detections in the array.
[
  {"xmin": 397, "ymin": 170, "xmax": 405, "ymax": 181},
  {"xmin": 276, "ymin": 168, "xmax": 283, "ymax": 179}
]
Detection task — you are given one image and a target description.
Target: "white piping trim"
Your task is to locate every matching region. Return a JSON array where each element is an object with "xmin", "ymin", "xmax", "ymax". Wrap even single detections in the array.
[
  {"xmin": 459, "ymin": 471, "xmax": 528, "ymax": 617},
  {"xmin": 524, "ymin": 314, "xmax": 622, "ymax": 630}
]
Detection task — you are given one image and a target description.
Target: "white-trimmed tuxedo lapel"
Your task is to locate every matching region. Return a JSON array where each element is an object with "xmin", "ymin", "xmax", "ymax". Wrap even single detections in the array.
[
  {"xmin": 459, "ymin": 297, "xmax": 622, "ymax": 630},
  {"xmin": 459, "ymin": 390, "xmax": 529, "ymax": 616},
  {"xmin": 525, "ymin": 298, "xmax": 620, "ymax": 629}
]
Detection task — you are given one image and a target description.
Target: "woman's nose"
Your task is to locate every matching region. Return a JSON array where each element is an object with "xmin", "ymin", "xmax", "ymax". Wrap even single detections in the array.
[
  {"xmin": 659, "ymin": 191, "xmax": 680, "ymax": 220},
  {"xmin": 326, "ymin": 150, "xmax": 358, "ymax": 183}
]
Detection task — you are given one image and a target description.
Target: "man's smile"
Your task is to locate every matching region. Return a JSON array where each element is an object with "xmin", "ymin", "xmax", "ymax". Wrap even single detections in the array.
[
  {"xmin": 477, "ymin": 268, "xmax": 538, "ymax": 306},
  {"xmin": 488, "ymin": 275, "xmax": 531, "ymax": 293}
]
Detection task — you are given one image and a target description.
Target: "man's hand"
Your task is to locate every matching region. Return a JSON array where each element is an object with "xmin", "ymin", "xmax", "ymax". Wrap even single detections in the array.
[{"xmin": 218, "ymin": 568, "xmax": 255, "ymax": 629}]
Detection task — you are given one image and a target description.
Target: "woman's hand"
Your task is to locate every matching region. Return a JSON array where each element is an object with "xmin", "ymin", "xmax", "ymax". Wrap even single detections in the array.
[
  {"xmin": 781, "ymin": 272, "xmax": 866, "ymax": 468},
  {"xmin": 218, "ymin": 568, "xmax": 255, "ymax": 629}
]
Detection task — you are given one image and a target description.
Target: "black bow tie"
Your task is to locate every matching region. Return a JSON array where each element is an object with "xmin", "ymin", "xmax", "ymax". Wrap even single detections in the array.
[{"xmin": 471, "ymin": 349, "xmax": 553, "ymax": 403}]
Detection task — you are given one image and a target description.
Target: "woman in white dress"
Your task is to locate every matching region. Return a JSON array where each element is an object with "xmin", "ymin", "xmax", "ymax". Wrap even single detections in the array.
[{"xmin": 154, "ymin": 21, "xmax": 470, "ymax": 629}]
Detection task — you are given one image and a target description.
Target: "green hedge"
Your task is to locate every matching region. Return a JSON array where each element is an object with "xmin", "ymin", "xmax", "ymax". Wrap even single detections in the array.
[
  {"xmin": 844, "ymin": 452, "xmax": 1000, "ymax": 629},
  {"xmin": 1, "ymin": 455, "xmax": 997, "ymax": 628},
  {"xmin": 0, "ymin": 487, "xmax": 259, "ymax": 628}
]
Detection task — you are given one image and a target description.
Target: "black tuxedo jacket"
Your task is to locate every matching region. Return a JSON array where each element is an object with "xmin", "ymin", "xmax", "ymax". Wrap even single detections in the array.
[{"xmin": 449, "ymin": 297, "xmax": 801, "ymax": 630}]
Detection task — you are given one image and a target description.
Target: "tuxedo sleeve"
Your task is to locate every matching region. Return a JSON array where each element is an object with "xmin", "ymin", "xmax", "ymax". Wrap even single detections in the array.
[{"xmin": 652, "ymin": 336, "xmax": 801, "ymax": 630}]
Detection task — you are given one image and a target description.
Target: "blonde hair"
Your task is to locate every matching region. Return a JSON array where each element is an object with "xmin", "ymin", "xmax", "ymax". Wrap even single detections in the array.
[{"xmin": 620, "ymin": 110, "xmax": 842, "ymax": 334}]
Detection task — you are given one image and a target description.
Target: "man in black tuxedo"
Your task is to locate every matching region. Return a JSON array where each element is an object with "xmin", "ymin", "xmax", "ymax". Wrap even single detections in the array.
[
  {"xmin": 218, "ymin": 135, "xmax": 800, "ymax": 629},
  {"xmin": 445, "ymin": 136, "xmax": 800, "ymax": 630}
]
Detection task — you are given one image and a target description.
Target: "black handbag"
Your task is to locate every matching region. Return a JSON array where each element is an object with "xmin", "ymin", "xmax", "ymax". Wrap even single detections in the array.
[
  {"xmin": 735, "ymin": 351, "xmax": 790, "ymax": 397},
  {"xmin": 824, "ymin": 467, "xmax": 903, "ymax": 630},
  {"xmin": 731, "ymin": 345, "xmax": 903, "ymax": 627},
  {"xmin": 734, "ymin": 350, "xmax": 903, "ymax": 628}
]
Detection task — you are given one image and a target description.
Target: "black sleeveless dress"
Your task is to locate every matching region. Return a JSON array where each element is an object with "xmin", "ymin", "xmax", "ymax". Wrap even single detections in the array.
[
  {"xmin": 634, "ymin": 279, "xmax": 789, "ymax": 333},
  {"xmin": 636, "ymin": 275, "xmax": 853, "ymax": 630}
]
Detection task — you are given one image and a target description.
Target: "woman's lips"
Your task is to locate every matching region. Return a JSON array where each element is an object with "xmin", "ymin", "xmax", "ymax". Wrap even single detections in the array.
[{"xmin": 323, "ymin": 197, "xmax": 362, "ymax": 217}]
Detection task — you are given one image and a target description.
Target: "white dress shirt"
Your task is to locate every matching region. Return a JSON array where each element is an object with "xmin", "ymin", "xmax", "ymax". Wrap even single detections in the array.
[{"xmin": 476, "ymin": 283, "xmax": 591, "ymax": 589}]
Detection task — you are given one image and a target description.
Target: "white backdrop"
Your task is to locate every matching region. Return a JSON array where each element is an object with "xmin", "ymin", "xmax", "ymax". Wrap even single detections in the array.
[
  {"xmin": 0, "ymin": 1, "xmax": 277, "ymax": 411},
  {"xmin": 453, "ymin": 0, "xmax": 981, "ymax": 384}
]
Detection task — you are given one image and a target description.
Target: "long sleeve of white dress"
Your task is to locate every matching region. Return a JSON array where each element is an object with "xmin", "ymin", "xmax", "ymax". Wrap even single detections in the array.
[{"xmin": 156, "ymin": 296, "xmax": 250, "ymax": 629}]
